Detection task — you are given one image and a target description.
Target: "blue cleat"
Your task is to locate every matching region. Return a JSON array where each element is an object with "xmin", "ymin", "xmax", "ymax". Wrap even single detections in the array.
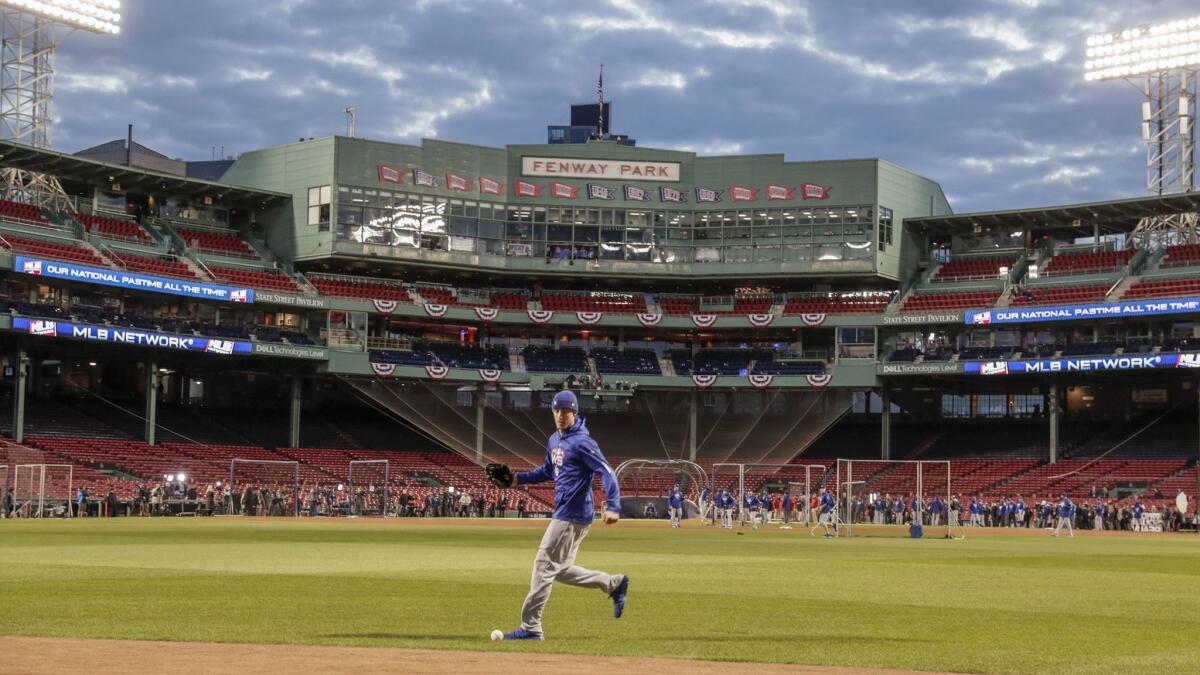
[
  {"xmin": 610, "ymin": 574, "xmax": 630, "ymax": 618},
  {"xmin": 502, "ymin": 627, "xmax": 543, "ymax": 641}
]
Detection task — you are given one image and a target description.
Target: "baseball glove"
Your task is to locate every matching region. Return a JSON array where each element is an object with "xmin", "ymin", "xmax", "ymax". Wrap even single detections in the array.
[{"xmin": 486, "ymin": 463, "xmax": 514, "ymax": 488}]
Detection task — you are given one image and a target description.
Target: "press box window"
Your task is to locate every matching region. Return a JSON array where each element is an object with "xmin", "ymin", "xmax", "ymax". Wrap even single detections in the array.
[{"xmin": 308, "ymin": 185, "xmax": 331, "ymax": 226}]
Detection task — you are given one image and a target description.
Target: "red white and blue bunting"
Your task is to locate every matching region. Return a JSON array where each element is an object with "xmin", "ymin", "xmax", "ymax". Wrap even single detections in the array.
[
  {"xmin": 805, "ymin": 373, "xmax": 832, "ymax": 388},
  {"xmin": 800, "ymin": 313, "xmax": 827, "ymax": 327},
  {"xmin": 370, "ymin": 363, "xmax": 396, "ymax": 378},
  {"xmin": 691, "ymin": 314, "xmax": 718, "ymax": 328},
  {"xmin": 478, "ymin": 368, "xmax": 503, "ymax": 383},
  {"xmin": 747, "ymin": 313, "xmax": 774, "ymax": 328},
  {"xmin": 636, "ymin": 313, "xmax": 662, "ymax": 327},
  {"xmin": 473, "ymin": 307, "xmax": 499, "ymax": 322},
  {"xmin": 576, "ymin": 311, "xmax": 603, "ymax": 326},
  {"xmin": 371, "ymin": 299, "xmax": 398, "ymax": 315},
  {"xmin": 425, "ymin": 365, "xmax": 450, "ymax": 380},
  {"xmin": 527, "ymin": 309, "xmax": 554, "ymax": 324},
  {"xmin": 748, "ymin": 373, "xmax": 774, "ymax": 389},
  {"xmin": 692, "ymin": 373, "xmax": 718, "ymax": 389},
  {"xmin": 423, "ymin": 303, "xmax": 449, "ymax": 318}
]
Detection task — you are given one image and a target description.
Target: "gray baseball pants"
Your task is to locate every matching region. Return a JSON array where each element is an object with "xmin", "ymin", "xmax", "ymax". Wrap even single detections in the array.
[{"xmin": 520, "ymin": 518, "xmax": 622, "ymax": 636}]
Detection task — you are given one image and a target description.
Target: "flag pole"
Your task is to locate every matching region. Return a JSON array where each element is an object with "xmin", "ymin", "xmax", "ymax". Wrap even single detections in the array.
[{"xmin": 597, "ymin": 64, "xmax": 605, "ymax": 139}]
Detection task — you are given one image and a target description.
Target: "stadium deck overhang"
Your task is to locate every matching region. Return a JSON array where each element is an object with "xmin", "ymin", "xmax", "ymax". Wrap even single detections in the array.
[
  {"xmin": 906, "ymin": 191, "xmax": 1200, "ymax": 234},
  {"xmin": 0, "ymin": 139, "xmax": 291, "ymax": 208}
]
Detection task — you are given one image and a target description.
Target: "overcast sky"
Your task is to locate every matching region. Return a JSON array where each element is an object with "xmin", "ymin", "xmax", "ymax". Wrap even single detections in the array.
[{"xmin": 50, "ymin": 0, "xmax": 1197, "ymax": 213}]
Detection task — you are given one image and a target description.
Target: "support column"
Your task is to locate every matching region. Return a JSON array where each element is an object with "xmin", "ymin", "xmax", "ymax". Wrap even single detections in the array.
[
  {"xmin": 1048, "ymin": 382, "xmax": 1059, "ymax": 464},
  {"xmin": 474, "ymin": 389, "xmax": 486, "ymax": 465},
  {"xmin": 288, "ymin": 375, "xmax": 302, "ymax": 448},
  {"xmin": 881, "ymin": 389, "xmax": 892, "ymax": 460},
  {"xmin": 144, "ymin": 360, "xmax": 158, "ymax": 446},
  {"xmin": 12, "ymin": 346, "xmax": 26, "ymax": 444},
  {"xmin": 688, "ymin": 390, "xmax": 698, "ymax": 462}
]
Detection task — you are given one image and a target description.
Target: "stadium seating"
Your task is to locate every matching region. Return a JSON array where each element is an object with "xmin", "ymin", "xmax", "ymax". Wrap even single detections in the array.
[
  {"xmin": 1008, "ymin": 285, "xmax": 1109, "ymax": 306},
  {"xmin": 207, "ymin": 265, "xmax": 304, "ymax": 293},
  {"xmin": 1041, "ymin": 249, "xmax": 1134, "ymax": 276},
  {"xmin": 592, "ymin": 348, "xmax": 661, "ymax": 375},
  {"xmin": 930, "ymin": 255, "xmax": 1015, "ymax": 282},
  {"xmin": 424, "ymin": 341, "xmax": 508, "ymax": 370},
  {"xmin": 0, "ymin": 199, "xmax": 49, "ymax": 226},
  {"xmin": 176, "ymin": 226, "xmax": 259, "ymax": 258},
  {"xmin": 369, "ymin": 348, "xmax": 435, "ymax": 366},
  {"xmin": 784, "ymin": 292, "xmax": 892, "ymax": 314},
  {"xmin": 1159, "ymin": 243, "xmax": 1200, "ymax": 268},
  {"xmin": 540, "ymin": 291, "xmax": 647, "ymax": 314},
  {"xmin": 112, "ymin": 252, "xmax": 201, "ymax": 280},
  {"xmin": 521, "ymin": 346, "xmax": 588, "ymax": 373},
  {"xmin": 309, "ymin": 275, "xmax": 412, "ymax": 302},
  {"xmin": 492, "ymin": 291, "xmax": 528, "ymax": 310},
  {"xmin": 0, "ymin": 234, "xmax": 105, "ymax": 266},
  {"xmin": 660, "ymin": 296, "xmax": 700, "ymax": 315},
  {"xmin": 76, "ymin": 213, "xmax": 153, "ymax": 244},
  {"xmin": 1122, "ymin": 277, "xmax": 1200, "ymax": 300},
  {"xmin": 901, "ymin": 289, "xmax": 1001, "ymax": 312}
]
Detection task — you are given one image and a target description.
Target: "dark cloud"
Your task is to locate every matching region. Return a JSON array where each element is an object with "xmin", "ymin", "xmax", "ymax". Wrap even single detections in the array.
[{"xmin": 48, "ymin": 0, "xmax": 1198, "ymax": 212}]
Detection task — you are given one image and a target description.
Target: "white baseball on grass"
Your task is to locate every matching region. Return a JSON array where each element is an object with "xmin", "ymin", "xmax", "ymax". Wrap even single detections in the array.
[{"xmin": 490, "ymin": 629, "xmax": 504, "ymax": 642}]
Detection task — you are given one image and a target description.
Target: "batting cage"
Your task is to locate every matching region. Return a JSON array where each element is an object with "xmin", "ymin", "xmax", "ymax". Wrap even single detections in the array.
[
  {"xmin": 348, "ymin": 459, "xmax": 390, "ymax": 516},
  {"xmin": 613, "ymin": 458, "xmax": 707, "ymax": 519},
  {"xmin": 835, "ymin": 459, "xmax": 952, "ymax": 538},
  {"xmin": 13, "ymin": 463, "xmax": 73, "ymax": 518},
  {"xmin": 229, "ymin": 459, "xmax": 300, "ymax": 516}
]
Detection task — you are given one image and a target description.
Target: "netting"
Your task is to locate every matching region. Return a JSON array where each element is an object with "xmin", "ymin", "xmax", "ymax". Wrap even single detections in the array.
[
  {"xmin": 13, "ymin": 464, "xmax": 73, "ymax": 518},
  {"xmin": 0, "ymin": 464, "xmax": 7, "ymax": 518},
  {"xmin": 348, "ymin": 460, "xmax": 390, "ymax": 516},
  {"xmin": 613, "ymin": 459, "xmax": 707, "ymax": 520},
  {"xmin": 709, "ymin": 462, "xmax": 829, "ymax": 525},
  {"xmin": 229, "ymin": 459, "xmax": 300, "ymax": 516},
  {"xmin": 835, "ymin": 459, "xmax": 951, "ymax": 537}
]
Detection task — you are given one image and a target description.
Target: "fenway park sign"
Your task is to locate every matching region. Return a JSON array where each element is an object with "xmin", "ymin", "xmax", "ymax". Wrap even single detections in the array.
[{"xmin": 522, "ymin": 157, "xmax": 680, "ymax": 182}]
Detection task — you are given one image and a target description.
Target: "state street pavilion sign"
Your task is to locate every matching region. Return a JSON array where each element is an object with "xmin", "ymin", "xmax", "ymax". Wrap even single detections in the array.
[{"xmin": 521, "ymin": 156, "xmax": 680, "ymax": 181}]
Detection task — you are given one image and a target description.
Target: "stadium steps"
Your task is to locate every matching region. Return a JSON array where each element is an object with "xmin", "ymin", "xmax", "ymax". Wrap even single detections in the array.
[
  {"xmin": 509, "ymin": 353, "xmax": 525, "ymax": 373},
  {"xmin": 903, "ymin": 428, "xmax": 950, "ymax": 460},
  {"xmin": 659, "ymin": 358, "xmax": 675, "ymax": 376},
  {"xmin": 980, "ymin": 461, "xmax": 1045, "ymax": 494},
  {"xmin": 1107, "ymin": 274, "xmax": 1138, "ymax": 301}
]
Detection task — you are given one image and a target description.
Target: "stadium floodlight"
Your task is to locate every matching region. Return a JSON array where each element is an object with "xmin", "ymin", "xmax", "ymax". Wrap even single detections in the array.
[
  {"xmin": 0, "ymin": 0, "xmax": 122, "ymax": 34},
  {"xmin": 0, "ymin": 1, "xmax": 122, "ymax": 207},
  {"xmin": 1085, "ymin": 15, "xmax": 1199, "ymax": 248},
  {"xmin": 177, "ymin": 473, "xmax": 186, "ymax": 482}
]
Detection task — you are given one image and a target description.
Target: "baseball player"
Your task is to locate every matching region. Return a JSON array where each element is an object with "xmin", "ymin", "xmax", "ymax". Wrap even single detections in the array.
[
  {"xmin": 811, "ymin": 487, "xmax": 836, "ymax": 538},
  {"xmin": 1052, "ymin": 492, "xmax": 1074, "ymax": 538},
  {"xmin": 667, "ymin": 485, "xmax": 683, "ymax": 528},
  {"xmin": 699, "ymin": 487, "xmax": 711, "ymax": 524},
  {"xmin": 485, "ymin": 390, "xmax": 628, "ymax": 641},
  {"xmin": 929, "ymin": 495, "xmax": 944, "ymax": 527},
  {"xmin": 744, "ymin": 492, "xmax": 761, "ymax": 531},
  {"xmin": 1093, "ymin": 498, "xmax": 1106, "ymax": 531},
  {"xmin": 719, "ymin": 489, "xmax": 734, "ymax": 529},
  {"xmin": 1132, "ymin": 498, "xmax": 1144, "ymax": 532}
]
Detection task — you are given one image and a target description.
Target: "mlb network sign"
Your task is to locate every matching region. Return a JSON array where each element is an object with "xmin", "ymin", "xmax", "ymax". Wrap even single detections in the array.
[
  {"xmin": 522, "ymin": 157, "xmax": 680, "ymax": 181},
  {"xmin": 963, "ymin": 353, "xmax": 1200, "ymax": 375},
  {"xmin": 965, "ymin": 297, "xmax": 1200, "ymax": 326},
  {"xmin": 16, "ymin": 257, "xmax": 254, "ymax": 304},
  {"xmin": 12, "ymin": 317, "xmax": 253, "ymax": 355}
]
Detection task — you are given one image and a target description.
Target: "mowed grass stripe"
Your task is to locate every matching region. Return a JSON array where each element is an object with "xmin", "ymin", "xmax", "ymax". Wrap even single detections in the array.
[{"xmin": 1, "ymin": 518, "xmax": 1198, "ymax": 673}]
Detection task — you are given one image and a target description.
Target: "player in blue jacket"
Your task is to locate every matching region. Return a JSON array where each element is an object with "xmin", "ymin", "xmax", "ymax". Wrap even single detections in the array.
[
  {"xmin": 1132, "ymin": 498, "xmax": 1144, "ymax": 532},
  {"xmin": 1093, "ymin": 498, "xmax": 1106, "ymax": 531},
  {"xmin": 745, "ymin": 492, "xmax": 761, "ymax": 531},
  {"xmin": 699, "ymin": 487, "xmax": 711, "ymax": 524},
  {"xmin": 667, "ymin": 485, "xmax": 683, "ymax": 528},
  {"xmin": 811, "ymin": 487, "xmax": 836, "ymax": 538},
  {"xmin": 1052, "ymin": 493, "xmax": 1074, "ymax": 538},
  {"xmin": 781, "ymin": 491, "xmax": 793, "ymax": 527},
  {"xmin": 488, "ymin": 391, "xmax": 628, "ymax": 641},
  {"xmin": 719, "ymin": 489, "xmax": 734, "ymax": 529},
  {"xmin": 929, "ymin": 495, "xmax": 944, "ymax": 527}
]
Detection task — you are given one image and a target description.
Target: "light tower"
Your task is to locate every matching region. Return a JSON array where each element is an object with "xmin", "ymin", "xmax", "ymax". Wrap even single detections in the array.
[
  {"xmin": 0, "ymin": 1, "xmax": 122, "ymax": 206},
  {"xmin": 1085, "ymin": 15, "xmax": 1200, "ymax": 247}
]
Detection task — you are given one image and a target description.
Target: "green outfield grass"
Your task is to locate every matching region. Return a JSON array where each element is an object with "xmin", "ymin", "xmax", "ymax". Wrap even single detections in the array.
[{"xmin": 0, "ymin": 518, "xmax": 1197, "ymax": 673}]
